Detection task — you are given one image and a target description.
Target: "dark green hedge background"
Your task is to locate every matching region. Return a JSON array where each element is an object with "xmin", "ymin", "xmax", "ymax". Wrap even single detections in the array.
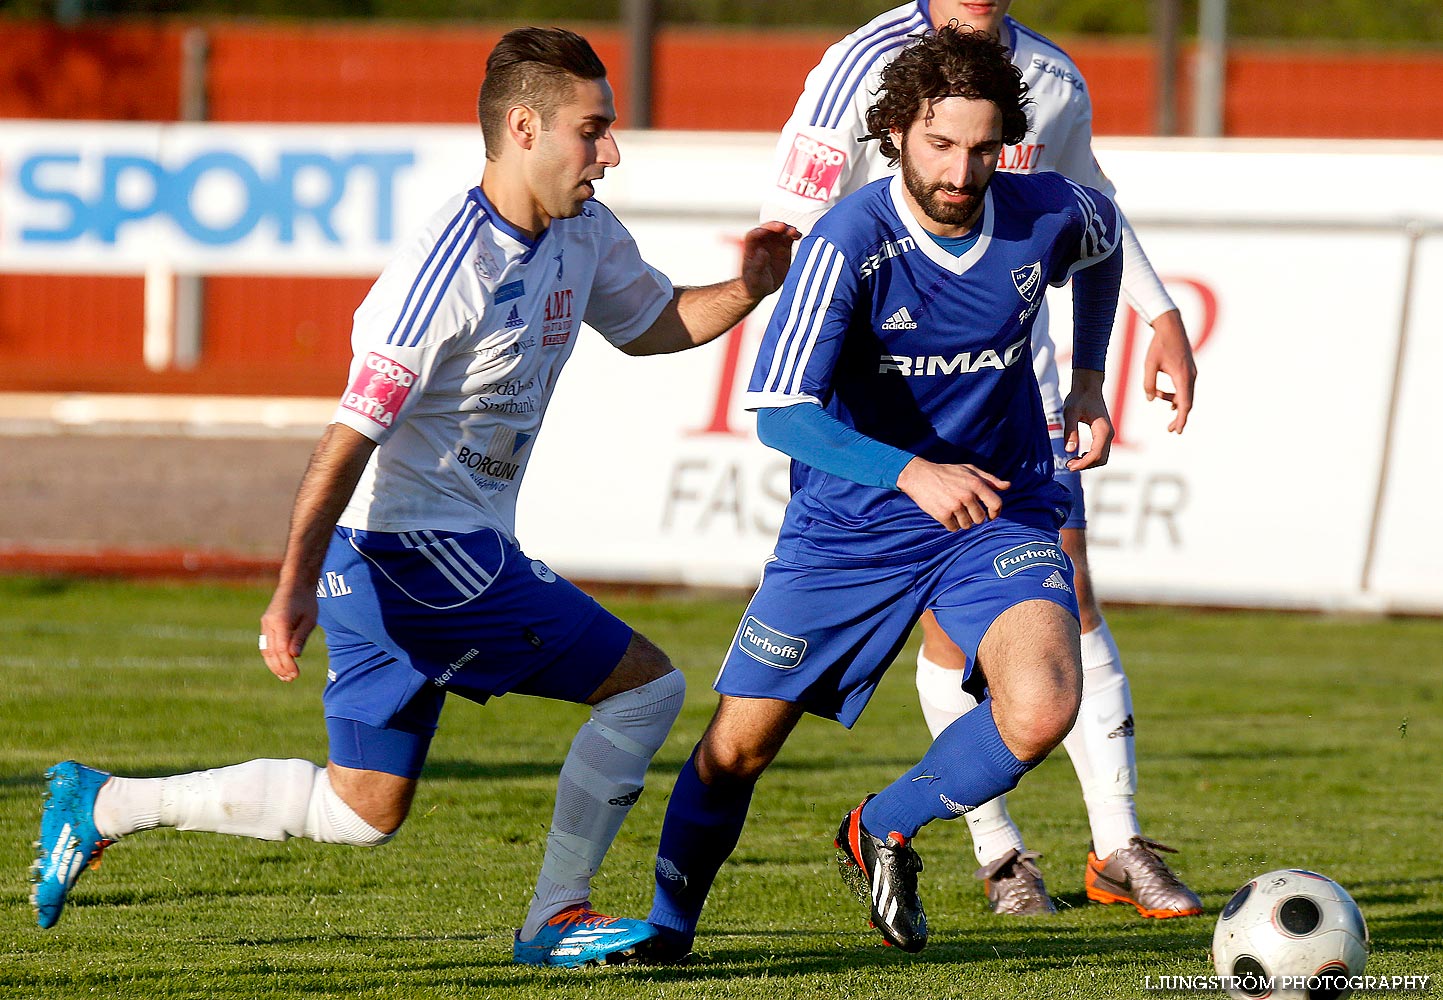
[{"xmin": 4, "ymin": 0, "xmax": 1442, "ymax": 44}]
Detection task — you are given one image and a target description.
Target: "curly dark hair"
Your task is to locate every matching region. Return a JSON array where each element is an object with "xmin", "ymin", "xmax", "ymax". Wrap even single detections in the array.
[{"xmin": 864, "ymin": 24, "xmax": 1032, "ymax": 165}]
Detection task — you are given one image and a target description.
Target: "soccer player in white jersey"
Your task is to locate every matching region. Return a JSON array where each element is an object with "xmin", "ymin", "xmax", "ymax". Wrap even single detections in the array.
[
  {"xmin": 30, "ymin": 27, "xmax": 800, "ymax": 968},
  {"xmin": 761, "ymin": 0, "xmax": 1201, "ymax": 919},
  {"xmin": 642, "ymin": 25, "xmax": 1122, "ymax": 959}
]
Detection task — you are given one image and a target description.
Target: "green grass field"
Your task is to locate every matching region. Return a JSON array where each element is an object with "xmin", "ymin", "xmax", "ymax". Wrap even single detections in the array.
[{"xmin": 1, "ymin": 576, "xmax": 1439, "ymax": 999}]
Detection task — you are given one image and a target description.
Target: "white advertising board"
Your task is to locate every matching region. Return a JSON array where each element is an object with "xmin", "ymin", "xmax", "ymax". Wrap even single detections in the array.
[
  {"xmin": 2, "ymin": 122, "xmax": 1440, "ymax": 611},
  {"xmin": 520, "ymin": 222, "xmax": 1436, "ymax": 612},
  {"xmin": 1368, "ymin": 234, "xmax": 1443, "ymax": 614},
  {"xmin": 0, "ymin": 122, "xmax": 482, "ymax": 275},
  {"xmin": 524, "ymin": 137, "xmax": 1443, "ymax": 612}
]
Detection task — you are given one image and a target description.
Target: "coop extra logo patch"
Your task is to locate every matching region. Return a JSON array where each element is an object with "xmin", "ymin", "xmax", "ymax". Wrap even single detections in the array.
[{"xmin": 341, "ymin": 352, "xmax": 416, "ymax": 428}]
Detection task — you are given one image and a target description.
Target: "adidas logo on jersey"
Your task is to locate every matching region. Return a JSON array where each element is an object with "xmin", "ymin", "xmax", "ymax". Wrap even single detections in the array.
[
  {"xmin": 881, "ymin": 306, "xmax": 918, "ymax": 331},
  {"xmin": 504, "ymin": 304, "xmax": 524, "ymax": 329},
  {"xmin": 1042, "ymin": 570, "xmax": 1072, "ymax": 593}
]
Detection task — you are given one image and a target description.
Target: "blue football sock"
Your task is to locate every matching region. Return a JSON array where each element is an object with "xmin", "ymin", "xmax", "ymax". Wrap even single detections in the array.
[
  {"xmin": 861, "ymin": 698, "xmax": 1036, "ymax": 841},
  {"xmin": 646, "ymin": 748, "xmax": 755, "ymax": 940}
]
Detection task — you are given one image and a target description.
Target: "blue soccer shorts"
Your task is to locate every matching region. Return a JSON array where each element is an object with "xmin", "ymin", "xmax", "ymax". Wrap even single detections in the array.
[
  {"xmin": 315, "ymin": 526, "xmax": 632, "ymax": 777},
  {"xmin": 1051, "ymin": 429, "xmax": 1086, "ymax": 531},
  {"xmin": 715, "ymin": 516, "xmax": 1079, "ymax": 727}
]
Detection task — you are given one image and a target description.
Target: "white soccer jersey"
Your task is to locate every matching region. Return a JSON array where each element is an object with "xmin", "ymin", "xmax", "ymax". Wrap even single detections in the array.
[
  {"xmin": 760, "ymin": 7, "xmax": 1176, "ymax": 415},
  {"xmin": 330, "ymin": 186, "xmax": 673, "ymax": 537}
]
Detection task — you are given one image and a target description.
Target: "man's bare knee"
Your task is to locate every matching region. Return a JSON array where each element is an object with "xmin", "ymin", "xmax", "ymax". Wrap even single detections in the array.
[
  {"xmin": 977, "ymin": 600, "xmax": 1082, "ymax": 761},
  {"xmin": 693, "ymin": 696, "xmax": 803, "ymax": 786},
  {"xmin": 695, "ymin": 718, "xmax": 784, "ymax": 790},
  {"xmin": 695, "ymin": 735, "xmax": 774, "ymax": 785},
  {"xmin": 1005, "ymin": 690, "xmax": 1080, "ymax": 757},
  {"xmin": 326, "ymin": 763, "xmax": 416, "ymax": 835},
  {"xmin": 994, "ymin": 683, "xmax": 1079, "ymax": 761},
  {"xmin": 588, "ymin": 631, "xmax": 675, "ymax": 704}
]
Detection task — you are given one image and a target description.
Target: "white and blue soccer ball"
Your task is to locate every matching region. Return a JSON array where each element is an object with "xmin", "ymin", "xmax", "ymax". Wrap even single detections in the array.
[{"xmin": 1211, "ymin": 869, "xmax": 1370, "ymax": 1000}]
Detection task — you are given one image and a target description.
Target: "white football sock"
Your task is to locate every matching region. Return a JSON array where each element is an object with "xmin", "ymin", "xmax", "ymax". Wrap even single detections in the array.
[
  {"xmin": 916, "ymin": 647, "xmax": 1025, "ymax": 865},
  {"xmin": 1062, "ymin": 621, "xmax": 1141, "ymax": 858},
  {"xmin": 93, "ymin": 775, "xmax": 161, "ymax": 838},
  {"xmin": 92, "ymin": 759, "xmax": 392, "ymax": 846},
  {"xmin": 915, "ymin": 646, "xmax": 971, "ymax": 739},
  {"xmin": 521, "ymin": 670, "xmax": 685, "ymax": 941}
]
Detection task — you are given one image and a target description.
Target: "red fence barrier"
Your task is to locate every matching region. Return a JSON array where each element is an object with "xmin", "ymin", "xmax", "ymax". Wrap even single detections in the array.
[
  {"xmin": 2, "ymin": 19, "xmax": 1440, "ymax": 397},
  {"xmin": 5, "ymin": 19, "xmax": 1443, "ymax": 136}
]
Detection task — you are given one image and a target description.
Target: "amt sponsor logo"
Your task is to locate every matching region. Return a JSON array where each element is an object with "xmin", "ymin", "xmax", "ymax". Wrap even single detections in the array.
[
  {"xmin": 999, "ymin": 142, "xmax": 1047, "ymax": 171},
  {"xmin": 993, "ymin": 541, "xmax": 1068, "ymax": 578},
  {"xmin": 17, "ymin": 148, "xmax": 414, "ymax": 246},
  {"xmin": 737, "ymin": 616, "xmax": 806, "ymax": 669}
]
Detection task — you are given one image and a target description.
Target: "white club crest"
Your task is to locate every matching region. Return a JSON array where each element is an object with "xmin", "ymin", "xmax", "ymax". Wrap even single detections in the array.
[{"xmin": 474, "ymin": 246, "xmax": 500, "ymax": 280}]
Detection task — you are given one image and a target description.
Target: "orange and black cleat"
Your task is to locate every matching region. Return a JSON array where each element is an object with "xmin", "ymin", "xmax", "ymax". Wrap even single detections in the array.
[{"xmin": 1085, "ymin": 836, "xmax": 1203, "ymax": 918}]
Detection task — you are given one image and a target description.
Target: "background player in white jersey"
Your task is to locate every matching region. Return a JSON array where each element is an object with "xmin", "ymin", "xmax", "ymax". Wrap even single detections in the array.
[
  {"xmin": 643, "ymin": 25, "xmax": 1122, "ymax": 959},
  {"xmin": 762, "ymin": 0, "xmax": 1201, "ymax": 918},
  {"xmin": 30, "ymin": 27, "xmax": 800, "ymax": 968}
]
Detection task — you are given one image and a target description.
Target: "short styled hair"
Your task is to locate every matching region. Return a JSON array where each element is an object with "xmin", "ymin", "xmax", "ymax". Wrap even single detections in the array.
[
  {"xmin": 477, "ymin": 27, "xmax": 608, "ymax": 159},
  {"xmin": 864, "ymin": 24, "xmax": 1032, "ymax": 165}
]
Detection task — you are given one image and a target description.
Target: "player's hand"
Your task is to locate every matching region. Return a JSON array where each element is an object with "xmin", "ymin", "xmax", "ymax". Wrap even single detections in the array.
[
  {"xmin": 259, "ymin": 581, "xmax": 318, "ymax": 683},
  {"xmin": 1063, "ymin": 369, "xmax": 1114, "ymax": 471},
  {"xmin": 740, "ymin": 221, "xmax": 802, "ymax": 300},
  {"xmin": 897, "ymin": 456, "xmax": 1010, "ymax": 531},
  {"xmin": 1143, "ymin": 308, "xmax": 1196, "ymax": 434}
]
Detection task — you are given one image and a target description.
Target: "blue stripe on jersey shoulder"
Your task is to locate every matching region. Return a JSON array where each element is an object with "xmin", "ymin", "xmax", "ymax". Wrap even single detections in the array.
[
  {"xmin": 406, "ymin": 218, "xmax": 482, "ymax": 347},
  {"xmin": 810, "ymin": 9, "xmax": 927, "ymax": 129},
  {"xmin": 1007, "ymin": 17, "xmax": 1073, "ymax": 61},
  {"xmin": 469, "ymin": 186, "xmax": 535, "ymax": 248},
  {"xmin": 386, "ymin": 198, "xmax": 482, "ymax": 348},
  {"xmin": 516, "ymin": 225, "xmax": 548, "ymax": 266}
]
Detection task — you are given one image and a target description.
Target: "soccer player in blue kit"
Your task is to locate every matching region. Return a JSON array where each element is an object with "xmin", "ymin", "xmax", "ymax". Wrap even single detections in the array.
[
  {"xmin": 30, "ymin": 27, "xmax": 799, "ymax": 968},
  {"xmin": 766, "ymin": 0, "xmax": 1201, "ymax": 920},
  {"xmin": 642, "ymin": 25, "xmax": 1123, "ymax": 957}
]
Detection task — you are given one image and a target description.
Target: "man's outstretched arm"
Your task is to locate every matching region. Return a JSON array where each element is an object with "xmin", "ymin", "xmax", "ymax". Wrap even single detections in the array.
[{"xmin": 619, "ymin": 222, "xmax": 800, "ymax": 356}]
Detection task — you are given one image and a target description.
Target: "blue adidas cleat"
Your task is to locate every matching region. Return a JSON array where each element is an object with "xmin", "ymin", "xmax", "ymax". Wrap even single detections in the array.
[
  {"xmin": 512, "ymin": 906, "xmax": 659, "ymax": 967},
  {"xmin": 30, "ymin": 761, "xmax": 114, "ymax": 929}
]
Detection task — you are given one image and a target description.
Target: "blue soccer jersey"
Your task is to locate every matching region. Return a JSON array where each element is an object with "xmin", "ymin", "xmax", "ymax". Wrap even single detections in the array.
[{"xmin": 745, "ymin": 171, "xmax": 1120, "ymax": 565}]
